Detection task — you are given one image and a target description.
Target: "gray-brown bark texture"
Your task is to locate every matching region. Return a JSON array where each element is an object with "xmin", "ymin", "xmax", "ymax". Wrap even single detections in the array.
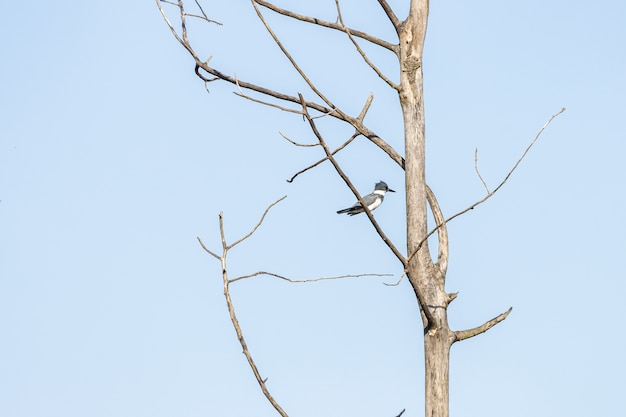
[{"xmin": 401, "ymin": 2, "xmax": 454, "ymax": 416}]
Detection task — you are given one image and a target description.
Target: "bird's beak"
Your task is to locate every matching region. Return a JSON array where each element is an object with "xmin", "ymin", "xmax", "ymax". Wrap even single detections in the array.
[{"xmin": 389, "ymin": 189, "xmax": 396, "ymax": 193}]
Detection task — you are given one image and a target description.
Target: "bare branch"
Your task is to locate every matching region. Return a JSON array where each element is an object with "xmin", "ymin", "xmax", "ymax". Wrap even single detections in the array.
[
  {"xmin": 197, "ymin": 60, "xmax": 405, "ymax": 172},
  {"xmin": 383, "ymin": 272, "xmax": 406, "ymax": 287},
  {"xmin": 199, "ymin": 199, "xmax": 294, "ymax": 416},
  {"xmin": 197, "ymin": 236, "xmax": 220, "ymax": 259},
  {"xmin": 334, "ymin": 0, "xmax": 400, "ymax": 90},
  {"xmin": 251, "ymin": 0, "xmax": 338, "ymax": 111},
  {"xmin": 357, "ymin": 93, "xmax": 375, "ymax": 122},
  {"xmin": 407, "ymin": 107, "xmax": 566, "ymax": 264},
  {"xmin": 156, "ymin": 0, "xmax": 197, "ymax": 58},
  {"xmin": 377, "ymin": 0, "xmax": 401, "ymax": 30},
  {"xmin": 227, "ymin": 195, "xmax": 287, "ymax": 249},
  {"xmin": 286, "ymin": 94, "xmax": 375, "ymax": 183},
  {"xmin": 190, "ymin": 0, "xmax": 222, "ymax": 25},
  {"xmin": 230, "ymin": 271, "xmax": 392, "ymax": 284},
  {"xmin": 279, "ymin": 131, "xmax": 319, "ymax": 147},
  {"xmin": 287, "ymin": 133, "xmax": 358, "ymax": 183},
  {"xmin": 394, "ymin": 409, "xmax": 406, "ymax": 417},
  {"xmin": 297, "ymin": 94, "xmax": 406, "ymax": 264},
  {"xmin": 233, "ymin": 77, "xmax": 303, "ymax": 115},
  {"xmin": 425, "ymin": 185, "xmax": 448, "ymax": 276},
  {"xmin": 454, "ymin": 307, "xmax": 513, "ymax": 342},
  {"xmin": 218, "ymin": 211, "xmax": 227, "ymax": 250},
  {"xmin": 221, "ymin": 261, "xmax": 288, "ymax": 417},
  {"xmin": 253, "ymin": 0, "xmax": 398, "ymax": 52},
  {"xmin": 474, "ymin": 148, "xmax": 490, "ymax": 193},
  {"xmin": 159, "ymin": 0, "xmax": 404, "ymax": 168}
]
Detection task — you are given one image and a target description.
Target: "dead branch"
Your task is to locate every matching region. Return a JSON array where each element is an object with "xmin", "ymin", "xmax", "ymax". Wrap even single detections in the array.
[
  {"xmin": 208, "ymin": 200, "xmax": 289, "ymax": 417},
  {"xmin": 251, "ymin": 0, "xmax": 337, "ymax": 111},
  {"xmin": 334, "ymin": 0, "xmax": 400, "ymax": 90},
  {"xmin": 286, "ymin": 93, "xmax": 373, "ymax": 183},
  {"xmin": 197, "ymin": 236, "xmax": 219, "ymax": 260},
  {"xmin": 474, "ymin": 148, "xmax": 490, "ymax": 193},
  {"xmin": 357, "ymin": 93, "xmax": 375, "ymax": 122},
  {"xmin": 297, "ymin": 94, "xmax": 405, "ymax": 265},
  {"xmin": 383, "ymin": 272, "xmax": 406, "ymax": 286},
  {"xmin": 229, "ymin": 271, "xmax": 393, "ymax": 284},
  {"xmin": 454, "ymin": 307, "xmax": 513, "ymax": 342},
  {"xmin": 253, "ymin": 0, "xmax": 397, "ymax": 52},
  {"xmin": 232, "ymin": 77, "xmax": 304, "ymax": 115},
  {"xmin": 227, "ymin": 196, "xmax": 287, "ymax": 249},
  {"xmin": 200, "ymin": 195, "xmax": 395, "ymax": 415},
  {"xmin": 158, "ymin": 1, "xmax": 405, "ymax": 167},
  {"xmin": 279, "ymin": 131, "xmax": 319, "ymax": 147},
  {"xmin": 189, "ymin": 0, "xmax": 222, "ymax": 25},
  {"xmin": 287, "ymin": 133, "xmax": 358, "ymax": 183},
  {"xmin": 377, "ymin": 0, "xmax": 401, "ymax": 30},
  {"xmin": 425, "ymin": 185, "xmax": 448, "ymax": 276},
  {"xmin": 407, "ymin": 107, "xmax": 566, "ymax": 264}
]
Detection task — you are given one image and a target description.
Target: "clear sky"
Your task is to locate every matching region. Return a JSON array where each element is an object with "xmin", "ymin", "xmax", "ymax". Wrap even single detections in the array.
[{"xmin": 1, "ymin": 1, "xmax": 625, "ymax": 416}]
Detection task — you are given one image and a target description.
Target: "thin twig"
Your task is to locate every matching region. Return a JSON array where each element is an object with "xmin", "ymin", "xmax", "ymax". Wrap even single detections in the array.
[
  {"xmin": 357, "ymin": 93, "xmax": 375, "ymax": 122},
  {"xmin": 334, "ymin": 0, "xmax": 400, "ymax": 90},
  {"xmin": 383, "ymin": 272, "xmax": 406, "ymax": 286},
  {"xmin": 287, "ymin": 133, "xmax": 359, "ymax": 183},
  {"xmin": 158, "ymin": 0, "xmax": 405, "ymax": 192},
  {"xmin": 233, "ymin": 77, "xmax": 303, "ymax": 114},
  {"xmin": 394, "ymin": 409, "xmax": 406, "ymax": 417},
  {"xmin": 253, "ymin": 0, "xmax": 397, "ymax": 52},
  {"xmin": 230, "ymin": 271, "xmax": 392, "ymax": 284},
  {"xmin": 223, "ymin": 271, "xmax": 288, "ymax": 416},
  {"xmin": 228, "ymin": 195, "xmax": 287, "ymax": 249},
  {"xmin": 251, "ymin": 0, "xmax": 338, "ymax": 111},
  {"xmin": 474, "ymin": 148, "xmax": 490, "ymax": 193},
  {"xmin": 201, "ymin": 198, "xmax": 291, "ymax": 416},
  {"xmin": 197, "ymin": 236, "xmax": 220, "ymax": 260},
  {"xmin": 407, "ymin": 107, "xmax": 566, "ymax": 264},
  {"xmin": 297, "ymin": 93, "xmax": 406, "ymax": 267},
  {"xmin": 280, "ymin": 131, "xmax": 319, "ymax": 147},
  {"xmin": 192, "ymin": 0, "xmax": 222, "ymax": 25}
]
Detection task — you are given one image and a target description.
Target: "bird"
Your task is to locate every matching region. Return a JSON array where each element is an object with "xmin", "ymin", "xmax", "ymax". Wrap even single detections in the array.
[{"xmin": 336, "ymin": 181, "xmax": 395, "ymax": 216}]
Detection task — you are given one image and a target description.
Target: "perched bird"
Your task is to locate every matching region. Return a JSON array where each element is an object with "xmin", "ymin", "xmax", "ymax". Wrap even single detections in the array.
[{"xmin": 336, "ymin": 181, "xmax": 395, "ymax": 216}]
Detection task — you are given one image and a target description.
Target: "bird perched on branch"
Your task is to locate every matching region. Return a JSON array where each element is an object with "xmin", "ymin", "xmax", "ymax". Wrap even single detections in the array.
[{"xmin": 336, "ymin": 181, "xmax": 395, "ymax": 216}]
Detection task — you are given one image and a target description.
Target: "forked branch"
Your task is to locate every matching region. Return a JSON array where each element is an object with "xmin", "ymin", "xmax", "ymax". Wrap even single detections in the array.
[
  {"xmin": 253, "ymin": 0, "xmax": 398, "ymax": 52},
  {"xmin": 200, "ymin": 197, "xmax": 288, "ymax": 417},
  {"xmin": 286, "ymin": 132, "xmax": 359, "ymax": 183},
  {"xmin": 228, "ymin": 196, "xmax": 287, "ymax": 248},
  {"xmin": 407, "ymin": 107, "xmax": 566, "ymax": 264},
  {"xmin": 297, "ymin": 94, "xmax": 406, "ymax": 266},
  {"xmin": 199, "ymin": 196, "xmax": 396, "ymax": 415},
  {"xmin": 286, "ymin": 94, "xmax": 373, "ymax": 183},
  {"xmin": 157, "ymin": 0, "xmax": 405, "ymax": 167}
]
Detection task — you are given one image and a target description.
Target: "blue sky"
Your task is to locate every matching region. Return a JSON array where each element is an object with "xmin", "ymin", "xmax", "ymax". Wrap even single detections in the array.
[{"xmin": 1, "ymin": 1, "xmax": 625, "ymax": 416}]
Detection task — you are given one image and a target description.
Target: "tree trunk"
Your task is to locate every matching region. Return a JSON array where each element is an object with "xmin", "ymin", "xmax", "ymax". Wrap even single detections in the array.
[{"xmin": 399, "ymin": 1, "xmax": 454, "ymax": 416}]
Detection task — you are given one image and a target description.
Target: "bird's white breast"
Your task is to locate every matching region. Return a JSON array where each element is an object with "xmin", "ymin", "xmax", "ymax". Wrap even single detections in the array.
[{"xmin": 368, "ymin": 197, "xmax": 383, "ymax": 210}]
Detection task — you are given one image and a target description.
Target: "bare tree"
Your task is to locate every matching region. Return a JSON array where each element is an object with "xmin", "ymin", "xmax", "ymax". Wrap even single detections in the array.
[{"xmin": 156, "ymin": 1, "xmax": 564, "ymax": 416}]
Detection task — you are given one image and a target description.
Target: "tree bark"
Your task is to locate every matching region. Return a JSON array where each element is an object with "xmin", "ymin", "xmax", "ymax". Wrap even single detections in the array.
[{"xmin": 399, "ymin": 1, "xmax": 454, "ymax": 416}]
